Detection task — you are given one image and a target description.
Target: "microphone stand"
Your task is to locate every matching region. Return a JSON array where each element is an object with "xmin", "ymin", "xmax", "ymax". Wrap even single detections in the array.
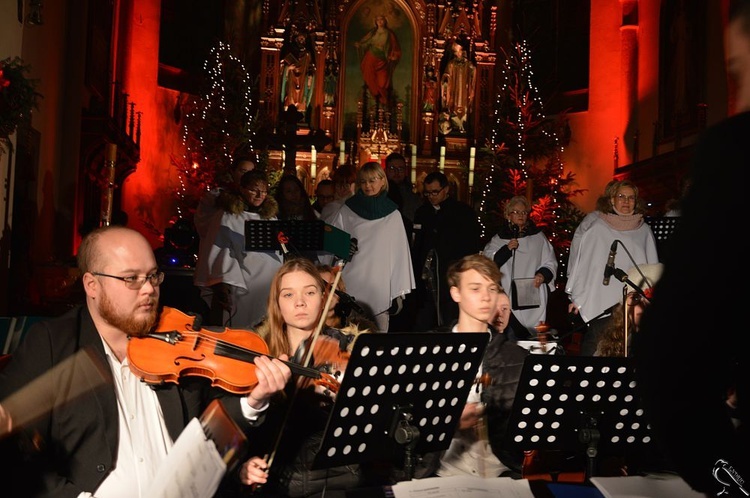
[{"xmin": 610, "ymin": 268, "xmax": 650, "ymax": 302}]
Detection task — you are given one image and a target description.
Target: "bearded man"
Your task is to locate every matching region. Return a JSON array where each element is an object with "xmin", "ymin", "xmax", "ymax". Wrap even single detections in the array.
[{"xmin": 0, "ymin": 226, "xmax": 291, "ymax": 497}]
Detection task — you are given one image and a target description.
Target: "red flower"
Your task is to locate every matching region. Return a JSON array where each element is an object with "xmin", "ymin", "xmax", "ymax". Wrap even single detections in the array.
[{"xmin": 0, "ymin": 69, "xmax": 11, "ymax": 89}]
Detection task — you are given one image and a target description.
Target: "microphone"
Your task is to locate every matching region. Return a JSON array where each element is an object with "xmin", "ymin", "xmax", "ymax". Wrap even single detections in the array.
[{"xmin": 603, "ymin": 240, "xmax": 618, "ymax": 286}]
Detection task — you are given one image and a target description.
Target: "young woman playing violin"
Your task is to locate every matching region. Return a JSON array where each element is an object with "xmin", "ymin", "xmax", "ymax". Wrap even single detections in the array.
[{"xmin": 238, "ymin": 257, "xmax": 363, "ymax": 497}]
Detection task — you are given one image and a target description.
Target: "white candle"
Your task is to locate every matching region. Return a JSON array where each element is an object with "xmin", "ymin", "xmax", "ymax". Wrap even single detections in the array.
[
  {"xmin": 339, "ymin": 140, "xmax": 346, "ymax": 166},
  {"xmin": 311, "ymin": 146, "xmax": 317, "ymax": 179},
  {"xmin": 281, "ymin": 146, "xmax": 286, "ymax": 166},
  {"xmin": 410, "ymin": 144, "xmax": 417, "ymax": 184},
  {"xmin": 439, "ymin": 146, "xmax": 446, "ymax": 172},
  {"xmin": 469, "ymin": 147, "xmax": 476, "ymax": 173},
  {"xmin": 469, "ymin": 171, "xmax": 475, "ymax": 188}
]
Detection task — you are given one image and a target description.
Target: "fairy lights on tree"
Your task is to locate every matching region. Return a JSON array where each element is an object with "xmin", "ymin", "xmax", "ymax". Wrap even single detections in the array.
[
  {"xmin": 170, "ymin": 40, "xmax": 257, "ymax": 222},
  {"xmin": 482, "ymin": 40, "xmax": 585, "ymax": 279}
]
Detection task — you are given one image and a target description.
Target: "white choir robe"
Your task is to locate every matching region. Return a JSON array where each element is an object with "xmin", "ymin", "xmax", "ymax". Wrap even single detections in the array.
[
  {"xmin": 194, "ymin": 210, "xmax": 283, "ymax": 329},
  {"xmin": 325, "ymin": 205, "xmax": 416, "ymax": 320},
  {"xmin": 566, "ymin": 214, "xmax": 658, "ymax": 323},
  {"xmin": 483, "ymin": 231, "xmax": 557, "ymax": 331}
]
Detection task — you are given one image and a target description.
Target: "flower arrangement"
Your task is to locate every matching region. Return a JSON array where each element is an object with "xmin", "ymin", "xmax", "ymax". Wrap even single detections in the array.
[{"xmin": 0, "ymin": 56, "xmax": 42, "ymax": 152}]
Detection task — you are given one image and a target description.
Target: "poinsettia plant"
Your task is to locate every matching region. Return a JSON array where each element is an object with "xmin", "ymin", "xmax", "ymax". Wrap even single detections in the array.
[{"xmin": 0, "ymin": 56, "xmax": 42, "ymax": 153}]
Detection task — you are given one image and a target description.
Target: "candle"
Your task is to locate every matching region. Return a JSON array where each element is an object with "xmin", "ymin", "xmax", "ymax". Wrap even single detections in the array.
[
  {"xmin": 311, "ymin": 146, "xmax": 317, "ymax": 179},
  {"xmin": 281, "ymin": 146, "xmax": 286, "ymax": 166},
  {"xmin": 339, "ymin": 140, "xmax": 346, "ymax": 166},
  {"xmin": 469, "ymin": 146, "xmax": 476, "ymax": 173},
  {"xmin": 410, "ymin": 144, "xmax": 417, "ymax": 184},
  {"xmin": 439, "ymin": 146, "xmax": 446, "ymax": 172},
  {"xmin": 469, "ymin": 171, "xmax": 475, "ymax": 188}
]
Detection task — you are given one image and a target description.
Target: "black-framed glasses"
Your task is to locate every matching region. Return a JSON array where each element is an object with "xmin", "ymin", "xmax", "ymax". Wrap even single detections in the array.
[
  {"xmin": 423, "ymin": 187, "xmax": 446, "ymax": 197},
  {"xmin": 509, "ymin": 210, "xmax": 529, "ymax": 216},
  {"xmin": 614, "ymin": 194, "xmax": 636, "ymax": 202},
  {"xmin": 92, "ymin": 271, "xmax": 165, "ymax": 290}
]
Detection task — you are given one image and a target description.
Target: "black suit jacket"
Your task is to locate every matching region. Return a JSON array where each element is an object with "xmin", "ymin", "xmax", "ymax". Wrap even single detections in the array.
[
  {"xmin": 412, "ymin": 197, "xmax": 481, "ymax": 323},
  {"xmin": 0, "ymin": 305, "xmax": 250, "ymax": 497}
]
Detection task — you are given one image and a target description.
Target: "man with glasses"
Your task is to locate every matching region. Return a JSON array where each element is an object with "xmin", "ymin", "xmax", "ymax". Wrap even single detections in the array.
[
  {"xmin": 0, "ymin": 226, "xmax": 292, "ymax": 497},
  {"xmin": 412, "ymin": 171, "xmax": 481, "ymax": 331}
]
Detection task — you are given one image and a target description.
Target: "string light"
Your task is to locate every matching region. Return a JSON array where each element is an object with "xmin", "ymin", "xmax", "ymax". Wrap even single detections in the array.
[
  {"xmin": 482, "ymin": 39, "xmax": 575, "ymax": 274},
  {"xmin": 174, "ymin": 41, "xmax": 256, "ymax": 220}
]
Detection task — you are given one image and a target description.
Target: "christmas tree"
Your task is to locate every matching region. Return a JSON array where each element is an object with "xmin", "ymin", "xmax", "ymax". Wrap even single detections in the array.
[
  {"xmin": 480, "ymin": 40, "xmax": 586, "ymax": 279},
  {"xmin": 170, "ymin": 40, "xmax": 259, "ymax": 222}
]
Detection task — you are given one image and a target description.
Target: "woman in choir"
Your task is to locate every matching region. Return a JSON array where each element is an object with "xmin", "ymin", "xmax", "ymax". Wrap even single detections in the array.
[
  {"xmin": 565, "ymin": 180, "xmax": 658, "ymax": 356},
  {"xmin": 193, "ymin": 170, "xmax": 283, "ymax": 329},
  {"xmin": 483, "ymin": 195, "xmax": 557, "ymax": 338},
  {"xmin": 324, "ymin": 161, "xmax": 415, "ymax": 332}
]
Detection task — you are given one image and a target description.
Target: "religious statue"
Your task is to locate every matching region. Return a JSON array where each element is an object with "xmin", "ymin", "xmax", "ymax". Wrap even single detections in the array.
[
  {"xmin": 323, "ymin": 59, "xmax": 338, "ymax": 106},
  {"xmin": 423, "ymin": 66, "xmax": 438, "ymax": 112},
  {"xmin": 440, "ymin": 41, "xmax": 476, "ymax": 134},
  {"xmin": 281, "ymin": 28, "xmax": 316, "ymax": 116}
]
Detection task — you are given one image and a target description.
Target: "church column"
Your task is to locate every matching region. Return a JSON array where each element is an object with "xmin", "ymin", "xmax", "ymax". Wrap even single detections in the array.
[{"xmin": 620, "ymin": 0, "xmax": 639, "ymax": 165}]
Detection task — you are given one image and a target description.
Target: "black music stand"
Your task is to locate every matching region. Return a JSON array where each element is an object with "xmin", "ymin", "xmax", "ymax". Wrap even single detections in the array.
[
  {"xmin": 645, "ymin": 216, "xmax": 680, "ymax": 259},
  {"xmin": 312, "ymin": 332, "xmax": 489, "ymax": 481},
  {"xmin": 507, "ymin": 355, "xmax": 655, "ymax": 481},
  {"xmin": 245, "ymin": 219, "xmax": 325, "ymax": 252},
  {"xmin": 244, "ymin": 220, "xmax": 352, "ymax": 261}
]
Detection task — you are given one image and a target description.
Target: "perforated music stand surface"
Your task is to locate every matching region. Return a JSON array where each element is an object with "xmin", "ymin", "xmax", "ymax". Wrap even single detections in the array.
[
  {"xmin": 312, "ymin": 332, "xmax": 489, "ymax": 470},
  {"xmin": 507, "ymin": 355, "xmax": 654, "ymax": 475},
  {"xmin": 646, "ymin": 216, "xmax": 680, "ymax": 259},
  {"xmin": 645, "ymin": 216, "xmax": 680, "ymax": 242},
  {"xmin": 244, "ymin": 219, "xmax": 325, "ymax": 251}
]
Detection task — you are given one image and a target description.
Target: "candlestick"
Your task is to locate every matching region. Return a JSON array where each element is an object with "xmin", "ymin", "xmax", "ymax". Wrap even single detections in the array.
[
  {"xmin": 339, "ymin": 140, "xmax": 346, "ymax": 166},
  {"xmin": 469, "ymin": 146, "xmax": 476, "ymax": 173},
  {"xmin": 439, "ymin": 146, "xmax": 446, "ymax": 172},
  {"xmin": 101, "ymin": 143, "xmax": 117, "ymax": 227},
  {"xmin": 311, "ymin": 146, "xmax": 317, "ymax": 179},
  {"xmin": 410, "ymin": 144, "xmax": 417, "ymax": 184}
]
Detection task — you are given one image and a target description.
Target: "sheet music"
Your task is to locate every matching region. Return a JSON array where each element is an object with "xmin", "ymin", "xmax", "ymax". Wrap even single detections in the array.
[
  {"xmin": 147, "ymin": 418, "xmax": 226, "ymax": 498},
  {"xmin": 590, "ymin": 474, "xmax": 707, "ymax": 498},
  {"xmin": 391, "ymin": 476, "xmax": 534, "ymax": 498}
]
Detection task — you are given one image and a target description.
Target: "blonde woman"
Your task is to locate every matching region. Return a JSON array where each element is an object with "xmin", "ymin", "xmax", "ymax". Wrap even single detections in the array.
[{"xmin": 324, "ymin": 161, "xmax": 415, "ymax": 332}]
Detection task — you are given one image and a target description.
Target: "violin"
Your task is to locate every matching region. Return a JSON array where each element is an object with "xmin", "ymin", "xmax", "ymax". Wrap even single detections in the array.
[{"xmin": 127, "ymin": 307, "xmax": 326, "ymax": 394}]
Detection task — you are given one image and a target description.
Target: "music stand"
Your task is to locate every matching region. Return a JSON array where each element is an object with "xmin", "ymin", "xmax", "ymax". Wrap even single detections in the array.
[
  {"xmin": 245, "ymin": 219, "xmax": 325, "ymax": 252},
  {"xmin": 507, "ymin": 355, "xmax": 655, "ymax": 481},
  {"xmin": 312, "ymin": 332, "xmax": 489, "ymax": 480},
  {"xmin": 244, "ymin": 220, "xmax": 352, "ymax": 261},
  {"xmin": 645, "ymin": 216, "xmax": 680, "ymax": 259}
]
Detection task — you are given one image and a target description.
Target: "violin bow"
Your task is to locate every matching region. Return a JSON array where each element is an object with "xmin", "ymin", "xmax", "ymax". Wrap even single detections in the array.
[{"xmin": 303, "ymin": 260, "xmax": 345, "ymax": 368}]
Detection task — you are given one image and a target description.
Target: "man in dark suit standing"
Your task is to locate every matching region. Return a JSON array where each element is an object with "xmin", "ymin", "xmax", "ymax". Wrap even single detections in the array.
[
  {"xmin": 634, "ymin": 1, "xmax": 750, "ymax": 495},
  {"xmin": 412, "ymin": 171, "xmax": 481, "ymax": 330},
  {"xmin": 0, "ymin": 226, "xmax": 291, "ymax": 497}
]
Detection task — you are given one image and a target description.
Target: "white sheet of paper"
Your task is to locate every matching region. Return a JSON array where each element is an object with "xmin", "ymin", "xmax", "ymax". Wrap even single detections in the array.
[
  {"xmin": 391, "ymin": 475, "xmax": 534, "ymax": 498},
  {"xmin": 512, "ymin": 278, "xmax": 540, "ymax": 308},
  {"xmin": 590, "ymin": 474, "xmax": 707, "ymax": 498},
  {"xmin": 147, "ymin": 417, "xmax": 227, "ymax": 498}
]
